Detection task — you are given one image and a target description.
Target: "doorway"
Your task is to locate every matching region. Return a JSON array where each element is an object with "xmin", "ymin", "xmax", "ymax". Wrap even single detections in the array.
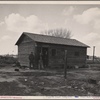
[{"xmin": 42, "ymin": 47, "xmax": 48, "ymax": 68}]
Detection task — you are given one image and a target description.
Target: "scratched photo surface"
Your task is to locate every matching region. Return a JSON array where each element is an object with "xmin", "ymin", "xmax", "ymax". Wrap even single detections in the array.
[{"xmin": 0, "ymin": 2, "xmax": 100, "ymax": 98}]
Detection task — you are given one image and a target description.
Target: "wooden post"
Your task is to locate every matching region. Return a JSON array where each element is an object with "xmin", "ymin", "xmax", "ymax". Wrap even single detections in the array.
[
  {"xmin": 64, "ymin": 50, "xmax": 67, "ymax": 79},
  {"xmin": 93, "ymin": 46, "xmax": 95, "ymax": 63}
]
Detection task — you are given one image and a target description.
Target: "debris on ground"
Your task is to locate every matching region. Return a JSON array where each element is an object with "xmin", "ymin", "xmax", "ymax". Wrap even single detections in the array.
[
  {"xmin": 40, "ymin": 82, "xmax": 45, "ymax": 85},
  {"xmin": 0, "ymin": 66, "xmax": 100, "ymax": 96},
  {"xmin": 24, "ymin": 79, "xmax": 27, "ymax": 82},
  {"xmin": 14, "ymin": 68, "xmax": 19, "ymax": 71},
  {"xmin": 88, "ymin": 79, "xmax": 97, "ymax": 84},
  {"xmin": 75, "ymin": 65, "xmax": 79, "ymax": 69},
  {"xmin": 34, "ymin": 92, "xmax": 43, "ymax": 96},
  {"xmin": 67, "ymin": 86, "xmax": 71, "ymax": 88},
  {"xmin": 87, "ymin": 92, "xmax": 94, "ymax": 96},
  {"xmin": 98, "ymin": 81, "xmax": 100, "ymax": 85}
]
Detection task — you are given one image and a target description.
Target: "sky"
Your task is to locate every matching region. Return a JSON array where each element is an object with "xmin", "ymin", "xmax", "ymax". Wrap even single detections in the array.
[{"xmin": 0, "ymin": 2, "xmax": 100, "ymax": 56}]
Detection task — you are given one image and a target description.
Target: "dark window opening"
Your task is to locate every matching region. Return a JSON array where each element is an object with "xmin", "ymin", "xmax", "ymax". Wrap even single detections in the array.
[
  {"xmin": 75, "ymin": 52, "xmax": 80, "ymax": 57},
  {"xmin": 52, "ymin": 49, "xmax": 56, "ymax": 56}
]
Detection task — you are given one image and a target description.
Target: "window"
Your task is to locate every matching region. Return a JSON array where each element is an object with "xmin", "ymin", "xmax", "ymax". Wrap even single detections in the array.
[
  {"xmin": 52, "ymin": 49, "xmax": 56, "ymax": 56},
  {"xmin": 74, "ymin": 52, "xmax": 80, "ymax": 57}
]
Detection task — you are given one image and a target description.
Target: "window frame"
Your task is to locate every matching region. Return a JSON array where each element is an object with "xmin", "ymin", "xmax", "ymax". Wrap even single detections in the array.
[{"xmin": 51, "ymin": 49, "xmax": 57, "ymax": 57}]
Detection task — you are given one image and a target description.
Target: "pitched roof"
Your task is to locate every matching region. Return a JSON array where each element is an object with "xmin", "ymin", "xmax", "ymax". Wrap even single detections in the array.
[{"xmin": 16, "ymin": 32, "xmax": 89, "ymax": 47}]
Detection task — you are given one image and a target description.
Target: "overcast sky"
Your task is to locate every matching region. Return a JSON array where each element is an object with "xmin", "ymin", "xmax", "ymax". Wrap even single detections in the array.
[{"xmin": 0, "ymin": 2, "xmax": 100, "ymax": 56}]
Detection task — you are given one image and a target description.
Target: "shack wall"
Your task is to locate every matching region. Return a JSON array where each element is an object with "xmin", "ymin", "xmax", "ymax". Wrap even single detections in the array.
[
  {"xmin": 36, "ymin": 42, "xmax": 87, "ymax": 68},
  {"xmin": 18, "ymin": 35, "xmax": 35, "ymax": 66}
]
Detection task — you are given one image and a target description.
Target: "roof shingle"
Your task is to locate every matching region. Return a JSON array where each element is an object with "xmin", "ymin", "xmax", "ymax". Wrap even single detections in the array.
[{"xmin": 16, "ymin": 32, "xmax": 89, "ymax": 47}]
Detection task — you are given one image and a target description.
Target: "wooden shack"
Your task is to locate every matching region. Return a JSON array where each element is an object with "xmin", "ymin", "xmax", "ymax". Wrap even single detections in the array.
[{"xmin": 15, "ymin": 32, "xmax": 89, "ymax": 69}]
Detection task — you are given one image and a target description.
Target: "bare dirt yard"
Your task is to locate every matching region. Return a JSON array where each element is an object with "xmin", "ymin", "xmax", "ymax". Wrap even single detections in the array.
[{"xmin": 0, "ymin": 66, "xmax": 100, "ymax": 96}]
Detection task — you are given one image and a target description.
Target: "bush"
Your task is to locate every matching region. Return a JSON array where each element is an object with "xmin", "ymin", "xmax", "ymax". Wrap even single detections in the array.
[{"xmin": 0, "ymin": 55, "xmax": 18, "ymax": 65}]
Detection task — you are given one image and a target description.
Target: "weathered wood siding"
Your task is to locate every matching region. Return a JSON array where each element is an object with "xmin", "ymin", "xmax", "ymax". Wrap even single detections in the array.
[
  {"xmin": 18, "ymin": 35, "xmax": 35, "ymax": 66},
  {"xmin": 66, "ymin": 46, "xmax": 87, "ymax": 67},
  {"xmin": 49, "ymin": 45, "xmax": 87, "ymax": 68},
  {"xmin": 49, "ymin": 45, "xmax": 65, "ymax": 68},
  {"xmin": 36, "ymin": 43, "xmax": 87, "ymax": 68}
]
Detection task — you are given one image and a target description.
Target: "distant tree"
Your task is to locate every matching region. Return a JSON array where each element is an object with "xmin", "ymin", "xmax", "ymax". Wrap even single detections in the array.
[{"xmin": 41, "ymin": 28, "xmax": 72, "ymax": 39}]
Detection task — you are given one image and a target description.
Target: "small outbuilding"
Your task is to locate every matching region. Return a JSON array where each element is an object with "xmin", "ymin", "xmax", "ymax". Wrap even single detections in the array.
[{"xmin": 15, "ymin": 32, "xmax": 89, "ymax": 69}]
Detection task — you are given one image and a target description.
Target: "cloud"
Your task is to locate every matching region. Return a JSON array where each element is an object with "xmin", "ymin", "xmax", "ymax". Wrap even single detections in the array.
[
  {"xmin": 80, "ymin": 32, "xmax": 100, "ymax": 56},
  {"xmin": 1, "ymin": 35, "xmax": 11, "ymax": 40},
  {"xmin": 5, "ymin": 13, "xmax": 48, "ymax": 33},
  {"xmin": 0, "ymin": 22, "xmax": 4, "ymax": 26},
  {"xmin": 73, "ymin": 7, "xmax": 100, "ymax": 29},
  {"xmin": 62, "ymin": 6, "xmax": 75, "ymax": 16},
  {"xmin": 81, "ymin": 32, "xmax": 100, "ymax": 46},
  {"xmin": 94, "ymin": 19, "xmax": 100, "ymax": 29}
]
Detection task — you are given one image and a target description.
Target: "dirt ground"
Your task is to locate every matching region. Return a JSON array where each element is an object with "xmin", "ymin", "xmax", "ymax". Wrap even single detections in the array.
[{"xmin": 0, "ymin": 66, "xmax": 100, "ymax": 96}]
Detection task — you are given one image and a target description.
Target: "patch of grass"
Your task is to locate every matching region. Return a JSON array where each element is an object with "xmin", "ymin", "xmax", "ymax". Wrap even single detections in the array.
[
  {"xmin": 0, "ymin": 56, "xmax": 17, "ymax": 67},
  {"xmin": 0, "ymin": 67, "xmax": 100, "ymax": 96},
  {"xmin": 0, "ymin": 81, "xmax": 25, "ymax": 95}
]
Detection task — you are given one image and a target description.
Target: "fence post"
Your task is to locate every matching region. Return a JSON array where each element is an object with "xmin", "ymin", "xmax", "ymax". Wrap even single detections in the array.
[
  {"xmin": 64, "ymin": 50, "xmax": 67, "ymax": 79},
  {"xmin": 93, "ymin": 46, "xmax": 95, "ymax": 63}
]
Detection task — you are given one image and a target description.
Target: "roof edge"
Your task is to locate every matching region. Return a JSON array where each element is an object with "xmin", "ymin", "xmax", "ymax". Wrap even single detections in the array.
[
  {"xmin": 15, "ymin": 32, "xmax": 25, "ymax": 45},
  {"xmin": 15, "ymin": 32, "xmax": 90, "ymax": 48}
]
